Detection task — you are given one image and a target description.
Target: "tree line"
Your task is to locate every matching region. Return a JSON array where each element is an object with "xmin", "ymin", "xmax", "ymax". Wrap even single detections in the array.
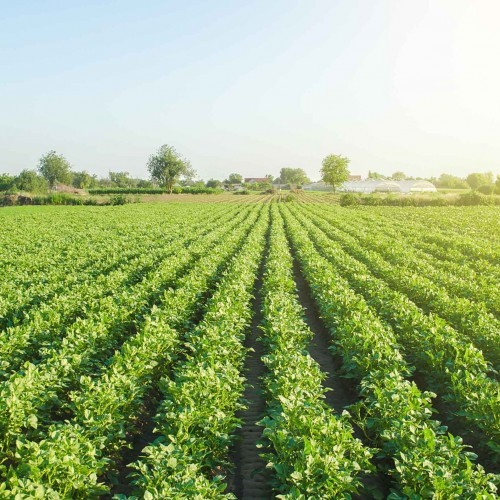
[
  {"xmin": 366, "ymin": 170, "xmax": 498, "ymax": 193},
  {"xmin": 1, "ymin": 146, "xmax": 498, "ymax": 194}
]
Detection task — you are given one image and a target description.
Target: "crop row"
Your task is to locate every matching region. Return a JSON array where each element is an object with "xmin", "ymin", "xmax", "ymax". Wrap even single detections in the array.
[
  {"xmin": 281, "ymin": 204, "xmax": 498, "ymax": 497},
  {"xmin": 353, "ymin": 206, "xmax": 500, "ymax": 277},
  {"xmin": 351, "ymin": 205, "xmax": 499, "ymax": 271},
  {"xmin": 298, "ymin": 200, "xmax": 499, "ymax": 293},
  {"xmin": 0, "ymin": 204, "xmax": 242, "ymax": 380},
  {"xmin": 258, "ymin": 205, "xmax": 373, "ymax": 497},
  {"xmin": 0, "ymin": 206, "xmax": 167, "ymax": 290},
  {"xmin": 356, "ymin": 206, "xmax": 499, "ymax": 262},
  {"xmin": 352, "ymin": 206, "xmax": 500, "ymax": 306},
  {"xmin": 306, "ymin": 203, "xmax": 499, "ymax": 317},
  {"xmin": 0, "ymin": 204, "xmax": 234, "ymax": 331},
  {"xmin": 0, "ymin": 204, "xmax": 259, "ymax": 466},
  {"xmin": 125, "ymin": 205, "xmax": 269, "ymax": 498},
  {"xmin": 301, "ymin": 203, "xmax": 500, "ymax": 368},
  {"xmin": 0, "ymin": 204, "xmax": 265, "ymax": 496},
  {"xmin": 287, "ymin": 204, "xmax": 500, "ymax": 456}
]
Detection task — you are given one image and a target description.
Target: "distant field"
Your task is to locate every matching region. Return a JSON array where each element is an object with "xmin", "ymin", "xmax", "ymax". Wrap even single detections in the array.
[{"xmin": 0, "ymin": 201, "xmax": 498, "ymax": 498}]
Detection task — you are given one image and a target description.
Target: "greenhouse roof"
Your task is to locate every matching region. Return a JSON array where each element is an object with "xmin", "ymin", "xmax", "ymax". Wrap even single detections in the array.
[{"xmin": 340, "ymin": 179, "xmax": 437, "ymax": 193}]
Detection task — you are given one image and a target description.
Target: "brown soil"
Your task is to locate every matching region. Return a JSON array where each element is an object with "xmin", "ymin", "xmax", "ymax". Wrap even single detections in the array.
[
  {"xmin": 107, "ymin": 393, "xmax": 161, "ymax": 497},
  {"xmin": 53, "ymin": 183, "xmax": 87, "ymax": 195},
  {"xmin": 227, "ymin": 254, "xmax": 272, "ymax": 499},
  {"xmin": 411, "ymin": 369, "xmax": 498, "ymax": 474},
  {"xmin": 292, "ymin": 256, "xmax": 358, "ymax": 412},
  {"xmin": 290, "ymin": 249, "xmax": 391, "ymax": 499}
]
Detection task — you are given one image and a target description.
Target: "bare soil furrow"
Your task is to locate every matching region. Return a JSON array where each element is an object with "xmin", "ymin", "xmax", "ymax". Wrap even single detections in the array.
[
  {"xmin": 228, "ymin": 260, "xmax": 271, "ymax": 499},
  {"xmin": 290, "ymin": 250, "xmax": 391, "ymax": 499}
]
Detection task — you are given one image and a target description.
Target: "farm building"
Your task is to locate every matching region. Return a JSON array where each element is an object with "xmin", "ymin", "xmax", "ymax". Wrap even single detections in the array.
[
  {"xmin": 340, "ymin": 179, "xmax": 436, "ymax": 193},
  {"xmin": 223, "ymin": 183, "xmax": 245, "ymax": 191},
  {"xmin": 244, "ymin": 177, "xmax": 269, "ymax": 184},
  {"xmin": 397, "ymin": 180, "xmax": 438, "ymax": 192},
  {"xmin": 303, "ymin": 182, "xmax": 331, "ymax": 191},
  {"xmin": 303, "ymin": 176, "xmax": 362, "ymax": 191}
]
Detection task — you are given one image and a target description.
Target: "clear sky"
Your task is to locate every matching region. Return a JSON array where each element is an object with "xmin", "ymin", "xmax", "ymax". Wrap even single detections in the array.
[{"xmin": 1, "ymin": 0, "xmax": 499, "ymax": 181}]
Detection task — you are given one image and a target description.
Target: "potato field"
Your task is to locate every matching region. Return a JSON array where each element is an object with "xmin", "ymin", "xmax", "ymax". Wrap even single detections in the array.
[{"xmin": 0, "ymin": 199, "xmax": 498, "ymax": 499}]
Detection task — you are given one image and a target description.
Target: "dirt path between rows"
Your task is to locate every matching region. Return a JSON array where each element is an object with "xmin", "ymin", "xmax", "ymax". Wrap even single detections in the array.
[
  {"xmin": 291, "ymin": 257, "xmax": 358, "ymax": 412},
  {"xmin": 227, "ymin": 255, "xmax": 271, "ymax": 499},
  {"xmin": 290, "ymin": 251, "xmax": 391, "ymax": 499},
  {"xmin": 107, "ymin": 391, "xmax": 160, "ymax": 497},
  {"xmin": 411, "ymin": 369, "xmax": 499, "ymax": 475}
]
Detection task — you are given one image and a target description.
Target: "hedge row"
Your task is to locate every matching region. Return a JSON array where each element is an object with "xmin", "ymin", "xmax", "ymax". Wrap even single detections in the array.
[
  {"xmin": 1, "ymin": 193, "xmax": 130, "ymax": 207},
  {"xmin": 88, "ymin": 187, "xmax": 224, "ymax": 195},
  {"xmin": 339, "ymin": 191, "xmax": 500, "ymax": 207}
]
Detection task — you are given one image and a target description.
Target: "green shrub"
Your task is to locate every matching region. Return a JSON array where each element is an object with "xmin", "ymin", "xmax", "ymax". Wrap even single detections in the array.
[
  {"xmin": 182, "ymin": 186, "xmax": 223, "ymax": 194},
  {"xmin": 32, "ymin": 193, "xmax": 83, "ymax": 205},
  {"xmin": 0, "ymin": 195, "xmax": 17, "ymax": 206},
  {"xmin": 88, "ymin": 187, "xmax": 223, "ymax": 195},
  {"xmin": 398, "ymin": 196, "xmax": 418, "ymax": 206},
  {"xmin": 477, "ymin": 184, "xmax": 495, "ymax": 195},
  {"xmin": 456, "ymin": 191, "xmax": 493, "ymax": 206},
  {"xmin": 426, "ymin": 196, "xmax": 450, "ymax": 206},
  {"xmin": 361, "ymin": 194, "xmax": 383, "ymax": 206},
  {"xmin": 339, "ymin": 193, "xmax": 361, "ymax": 206},
  {"xmin": 109, "ymin": 194, "xmax": 129, "ymax": 205},
  {"xmin": 89, "ymin": 188, "xmax": 165, "ymax": 195}
]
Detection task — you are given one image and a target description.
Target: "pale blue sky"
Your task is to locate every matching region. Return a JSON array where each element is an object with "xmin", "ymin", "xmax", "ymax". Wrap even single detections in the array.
[{"xmin": 1, "ymin": 0, "xmax": 499, "ymax": 181}]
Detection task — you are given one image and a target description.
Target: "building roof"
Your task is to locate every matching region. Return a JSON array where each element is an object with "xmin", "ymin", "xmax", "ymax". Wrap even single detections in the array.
[
  {"xmin": 396, "ymin": 180, "xmax": 437, "ymax": 191},
  {"xmin": 244, "ymin": 177, "xmax": 268, "ymax": 183},
  {"xmin": 340, "ymin": 179, "xmax": 437, "ymax": 193}
]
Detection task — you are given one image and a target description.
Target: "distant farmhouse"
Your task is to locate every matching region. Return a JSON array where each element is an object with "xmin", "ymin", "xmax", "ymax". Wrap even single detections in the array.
[{"xmin": 244, "ymin": 177, "xmax": 269, "ymax": 184}]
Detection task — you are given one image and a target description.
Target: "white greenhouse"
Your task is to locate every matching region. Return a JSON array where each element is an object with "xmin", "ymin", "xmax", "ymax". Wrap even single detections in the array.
[{"xmin": 340, "ymin": 179, "xmax": 436, "ymax": 193}]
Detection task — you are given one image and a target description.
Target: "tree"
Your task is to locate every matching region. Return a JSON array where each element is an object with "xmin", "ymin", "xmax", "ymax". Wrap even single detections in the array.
[
  {"xmin": 367, "ymin": 170, "xmax": 386, "ymax": 180},
  {"xmin": 206, "ymin": 178, "xmax": 222, "ymax": 188},
  {"xmin": 15, "ymin": 169, "xmax": 48, "ymax": 193},
  {"xmin": 37, "ymin": 151, "xmax": 72, "ymax": 188},
  {"xmin": 466, "ymin": 172, "xmax": 494, "ymax": 190},
  {"xmin": 321, "ymin": 154, "xmax": 350, "ymax": 192},
  {"xmin": 0, "ymin": 173, "xmax": 16, "ymax": 192},
  {"xmin": 147, "ymin": 145, "xmax": 195, "ymax": 193},
  {"xmin": 136, "ymin": 179, "xmax": 155, "ymax": 189},
  {"xmin": 435, "ymin": 173, "xmax": 469, "ymax": 189},
  {"xmin": 279, "ymin": 168, "xmax": 310, "ymax": 186},
  {"xmin": 72, "ymin": 170, "xmax": 97, "ymax": 189},
  {"xmin": 477, "ymin": 184, "xmax": 495, "ymax": 195},
  {"xmin": 226, "ymin": 173, "xmax": 243, "ymax": 185},
  {"xmin": 180, "ymin": 177, "xmax": 205, "ymax": 187},
  {"xmin": 391, "ymin": 171, "xmax": 407, "ymax": 181},
  {"xmin": 109, "ymin": 171, "xmax": 133, "ymax": 188}
]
